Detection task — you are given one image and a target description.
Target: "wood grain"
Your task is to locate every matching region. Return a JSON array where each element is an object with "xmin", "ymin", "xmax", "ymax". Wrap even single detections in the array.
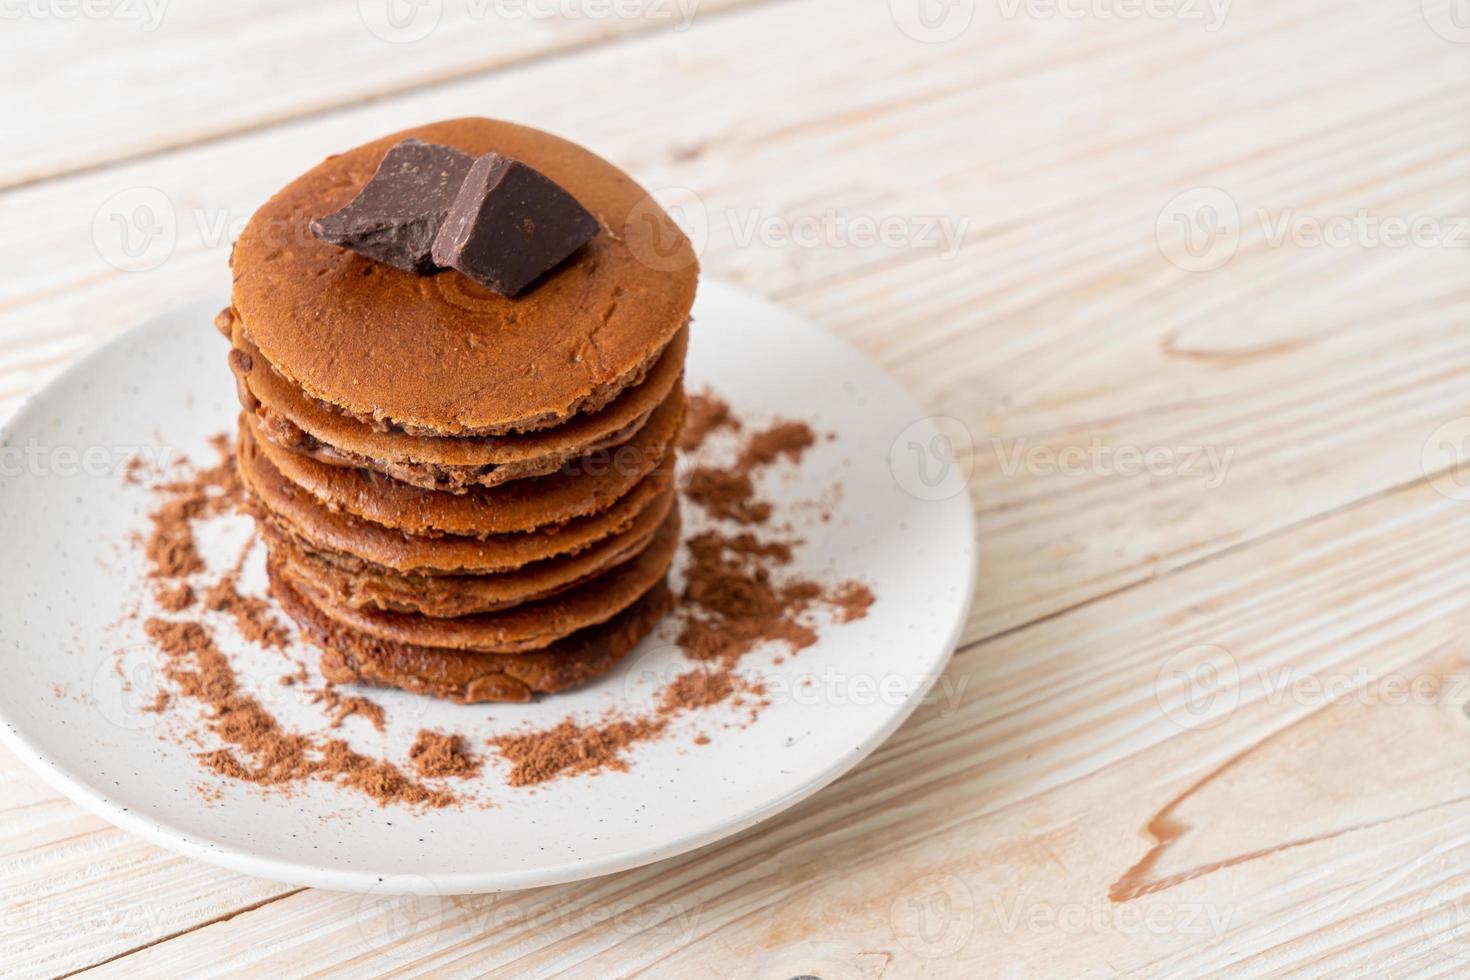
[
  {"xmin": 2, "ymin": 0, "xmax": 1469, "ymax": 974},
  {"xmin": 0, "ymin": 0, "xmax": 760, "ymax": 189}
]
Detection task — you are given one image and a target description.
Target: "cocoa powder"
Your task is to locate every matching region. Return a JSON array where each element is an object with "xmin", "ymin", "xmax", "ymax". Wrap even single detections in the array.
[
  {"xmin": 202, "ymin": 572, "xmax": 291, "ymax": 651},
  {"xmin": 679, "ymin": 389, "xmax": 740, "ymax": 451},
  {"xmin": 682, "ymin": 418, "xmax": 817, "ymax": 526},
  {"xmin": 313, "ymin": 684, "xmax": 387, "ymax": 732},
  {"xmin": 132, "ymin": 440, "xmax": 454, "ymax": 809},
  {"xmin": 410, "ymin": 730, "xmax": 482, "ymax": 780},
  {"xmin": 154, "ymin": 583, "xmax": 195, "ymax": 612},
  {"xmin": 144, "ymin": 434, "xmax": 240, "ymax": 580},
  {"xmin": 489, "ymin": 715, "xmax": 669, "ymax": 787}
]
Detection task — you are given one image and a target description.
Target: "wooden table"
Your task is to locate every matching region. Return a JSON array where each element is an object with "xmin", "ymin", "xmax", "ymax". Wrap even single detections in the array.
[{"xmin": 4, "ymin": 0, "xmax": 1470, "ymax": 975}]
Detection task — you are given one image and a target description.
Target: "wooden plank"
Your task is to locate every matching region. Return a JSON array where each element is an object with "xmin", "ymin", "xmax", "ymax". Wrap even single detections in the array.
[
  {"xmin": 0, "ymin": 744, "xmax": 295, "ymax": 980},
  {"xmin": 0, "ymin": 0, "xmax": 763, "ymax": 189},
  {"xmin": 83, "ymin": 478, "xmax": 1470, "ymax": 975}
]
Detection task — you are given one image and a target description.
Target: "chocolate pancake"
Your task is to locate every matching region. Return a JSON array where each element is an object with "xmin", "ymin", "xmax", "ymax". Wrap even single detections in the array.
[
  {"xmin": 238, "ymin": 421, "xmax": 674, "ymax": 574},
  {"xmin": 231, "ymin": 118, "xmax": 698, "ymax": 437},
  {"xmin": 244, "ymin": 383, "xmax": 684, "ymax": 537},
  {"xmin": 227, "ymin": 306, "xmax": 689, "ymax": 492},
  {"xmin": 273, "ymin": 565, "xmax": 672, "ymax": 703},
  {"xmin": 274, "ymin": 505, "xmax": 679, "ymax": 654},
  {"xmin": 261, "ymin": 479, "xmax": 671, "ymax": 617}
]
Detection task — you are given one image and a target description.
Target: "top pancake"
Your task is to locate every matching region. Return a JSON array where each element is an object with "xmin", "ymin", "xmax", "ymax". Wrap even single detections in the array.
[{"xmin": 230, "ymin": 118, "xmax": 698, "ymax": 437}]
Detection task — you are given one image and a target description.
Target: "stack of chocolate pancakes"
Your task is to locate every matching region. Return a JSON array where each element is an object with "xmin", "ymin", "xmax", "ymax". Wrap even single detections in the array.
[{"xmin": 221, "ymin": 118, "xmax": 698, "ymax": 703}]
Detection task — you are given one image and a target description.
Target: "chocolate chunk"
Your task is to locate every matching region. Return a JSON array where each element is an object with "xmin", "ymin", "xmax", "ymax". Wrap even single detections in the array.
[
  {"xmin": 310, "ymin": 139, "xmax": 474, "ymax": 275},
  {"xmin": 431, "ymin": 153, "xmax": 599, "ymax": 297}
]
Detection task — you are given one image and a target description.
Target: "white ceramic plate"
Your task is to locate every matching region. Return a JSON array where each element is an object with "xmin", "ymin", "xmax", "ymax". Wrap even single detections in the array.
[{"xmin": 0, "ymin": 280, "xmax": 975, "ymax": 894}]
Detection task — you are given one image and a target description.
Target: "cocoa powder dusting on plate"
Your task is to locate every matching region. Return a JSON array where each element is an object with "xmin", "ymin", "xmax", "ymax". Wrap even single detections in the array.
[
  {"xmin": 202, "ymin": 571, "xmax": 291, "ymax": 651},
  {"xmin": 312, "ymin": 684, "xmax": 388, "ymax": 732},
  {"xmin": 679, "ymin": 388, "xmax": 741, "ymax": 451},
  {"xmin": 489, "ymin": 715, "xmax": 670, "ymax": 787},
  {"xmin": 409, "ymin": 730, "xmax": 483, "ymax": 780},
  {"xmin": 149, "ymin": 612, "xmax": 449, "ymax": 807},
  {"xmin": 144, "ymin": 434, "xmax": 239, "ymax": 581},
  {"xmin": 154, "ymin": 583, "xmax": 195, "ymax": 612},
  {"xmin": 682, "ymin": 417, "xmax": 816, "ymax": 525},
  {"xmin": 129, "ymin": 439, "xmax": 454, "ymax": 809}
]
